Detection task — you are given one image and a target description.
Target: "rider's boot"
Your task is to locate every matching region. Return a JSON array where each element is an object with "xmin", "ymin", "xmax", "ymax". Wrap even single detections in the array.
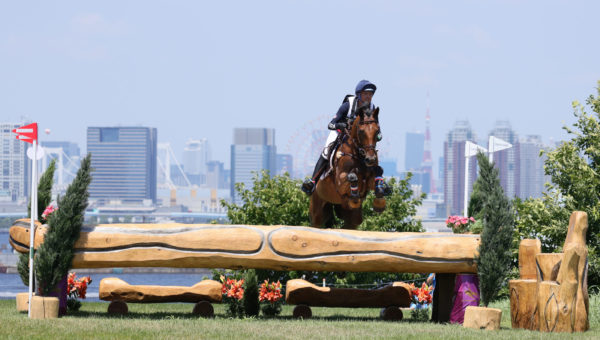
[{"xmin": 302, "ymin": 156, "xmax": 328, "ymax": 195}]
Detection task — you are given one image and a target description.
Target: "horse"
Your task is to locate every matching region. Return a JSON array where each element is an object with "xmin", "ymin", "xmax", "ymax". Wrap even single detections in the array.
[{"xmin": 309, "ymin": 104, "xmax": 386, "ymax": 229}]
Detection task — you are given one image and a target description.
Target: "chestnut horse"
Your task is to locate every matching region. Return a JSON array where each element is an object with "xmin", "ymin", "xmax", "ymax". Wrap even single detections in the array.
[{"xmin": 309, "ymin": 104, "xmax": 386, "ymax": 229}]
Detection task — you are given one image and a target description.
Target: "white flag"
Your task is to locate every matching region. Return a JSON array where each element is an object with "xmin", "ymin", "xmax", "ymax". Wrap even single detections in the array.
[
  {"xmin": 465, "ymin": 141, "xmax": 487, "ymax": 157},
  {"xmin": 488, "ymin": 136, "xmax": 512, "ymax": 153}
]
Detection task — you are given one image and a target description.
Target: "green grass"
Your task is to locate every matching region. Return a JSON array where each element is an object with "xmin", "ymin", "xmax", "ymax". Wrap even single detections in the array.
[{"xmin": 1, "ymin": 296, "xmax": 598, "ymax": 340}]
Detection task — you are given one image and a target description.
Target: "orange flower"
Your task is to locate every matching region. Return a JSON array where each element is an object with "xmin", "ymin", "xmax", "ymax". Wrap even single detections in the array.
[{"xmin": 259, "ymin": 280, "xmax": 283, "ymax": 304}]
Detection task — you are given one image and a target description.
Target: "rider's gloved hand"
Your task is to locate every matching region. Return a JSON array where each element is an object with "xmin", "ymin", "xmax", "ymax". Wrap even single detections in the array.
[{"xmin": 335, "ymin": 122, "xmax": 347, "ymax": 130}]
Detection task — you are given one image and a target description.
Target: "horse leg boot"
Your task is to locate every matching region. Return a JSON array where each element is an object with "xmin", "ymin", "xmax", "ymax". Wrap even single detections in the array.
[
  {"xmin": 347, "ymin": 172, "xmax": 361, "ymax": 209},
  {"xmin": 372, "ymin": 166, "xmax": 391, "ymax": 198},
  {"xmin": 302, "ymin": 156, "xmax": 329, "ymax": 195}
]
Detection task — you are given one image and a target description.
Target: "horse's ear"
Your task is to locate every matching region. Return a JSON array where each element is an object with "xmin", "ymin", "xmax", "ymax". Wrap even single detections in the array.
[{"xmin": 374, "ymin": 107, "xmax": 379, "ymax": 121}]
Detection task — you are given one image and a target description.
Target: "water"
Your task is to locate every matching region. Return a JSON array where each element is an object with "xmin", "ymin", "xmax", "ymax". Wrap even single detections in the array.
[{"xmin": 0, "ymin": 271, "xmax": 214, "ymax": 301}]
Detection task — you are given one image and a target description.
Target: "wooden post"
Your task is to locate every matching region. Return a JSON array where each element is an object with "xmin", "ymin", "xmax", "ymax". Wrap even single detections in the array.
[{"xmin": 431, "ymin": 273, "xmax": 455, "ymax": 323}]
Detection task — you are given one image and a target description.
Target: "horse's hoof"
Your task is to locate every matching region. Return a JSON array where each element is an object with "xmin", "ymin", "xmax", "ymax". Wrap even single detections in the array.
[{"xmin": 373, "ymin": 198, "xmax": 386, "ymax": 212}]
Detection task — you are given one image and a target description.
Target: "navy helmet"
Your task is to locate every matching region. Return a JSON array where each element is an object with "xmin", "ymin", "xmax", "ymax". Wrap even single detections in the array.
[{"xmin": 355, "ymin": 80, "xmax": 377, "ymax": 94}]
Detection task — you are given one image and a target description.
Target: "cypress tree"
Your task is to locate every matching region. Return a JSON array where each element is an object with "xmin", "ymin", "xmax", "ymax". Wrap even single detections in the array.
[
  {"xmin": 474, "ymin": 151, "xmax": 515, "ymax": 306},
  {"xmin": 34, "ymin": 155, "xmax": 92, "ymax": 295},
  {"xmin": 18, "ymin": 159, "xmax": 56, "ymax": 286},
  {"xmin": 243, "ymin": 269, "xmax": 260, "ymax": 317}
]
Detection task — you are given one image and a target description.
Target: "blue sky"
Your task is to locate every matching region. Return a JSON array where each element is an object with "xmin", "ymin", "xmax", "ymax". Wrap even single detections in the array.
[{"xmin": 1, "ymin": 1, "xmax": 599, "ymax": 174}]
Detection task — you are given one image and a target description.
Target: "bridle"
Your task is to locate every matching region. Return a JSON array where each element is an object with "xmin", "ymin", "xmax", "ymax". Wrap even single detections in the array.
[{"xmin": 354, "ymin": 118, "xmax": 379, "ymax": 159}]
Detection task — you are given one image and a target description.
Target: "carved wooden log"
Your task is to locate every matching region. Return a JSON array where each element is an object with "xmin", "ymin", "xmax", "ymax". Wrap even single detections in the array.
[
  {"xmin": 99, "ymin": 278, "xmax": 222, "ymax": 303},
  {"xmin": 509, "ymin": 279, "xmax": 538, "ymax": 330},
  {"xmin": 537, "ymin": 247, "xmax": 581, "ymax": 332},
  {"xmin": 463, "ymin": 306, "xmax": 502, "ymax": 330},
  {"xmin": 519, "ymin": 239, "xmax": 541, "ymax": 280},
  {"xmin": 285, "ymin": 279, "xmax": 411, "ymax": 308},
  {"xmin": 509, "ymin": 238, "xmax": 542, "ymax": 329},
  {"xmin": 9, "ymin": 221, "xmax": 480, "ymax": 273},
  {"xmin": 536, "ymin": 253, "xmax": 562, "ymax": 282},
  {"xmin": 563, "ymin": 211, "xmax": 589, "ymax": 332},
  {"xmin": 8, "ymin": 219, "xmax": 44, "ymax": 253}
]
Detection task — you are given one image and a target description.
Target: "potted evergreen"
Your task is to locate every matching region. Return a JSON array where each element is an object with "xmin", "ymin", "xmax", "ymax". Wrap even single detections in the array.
[
  {"xmin": 31, "ymin": 155, "xmax": 92, "ymax": 319},
  {"xmin": 463, "ymin": 152, "xmax": 515, "ymax": 330}
]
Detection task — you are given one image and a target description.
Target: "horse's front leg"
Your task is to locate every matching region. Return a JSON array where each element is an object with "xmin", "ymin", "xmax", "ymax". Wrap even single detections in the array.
[
  {"xmin": 367, "ymin": 173, "xmax": 386, "ymax": 213},
  {"xmin": 346, "ymin": 172, "xmax": 361, "ymax": 209}
]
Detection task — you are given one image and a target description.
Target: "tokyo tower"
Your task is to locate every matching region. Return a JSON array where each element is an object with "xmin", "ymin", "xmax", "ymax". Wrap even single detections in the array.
[{"xmin": 421, "ymin": 93, "xmax": 435, "ymax": 194}]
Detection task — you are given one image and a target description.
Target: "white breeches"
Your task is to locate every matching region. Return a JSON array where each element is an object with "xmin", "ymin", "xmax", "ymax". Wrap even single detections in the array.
[{"xmin": 321, "ymin": 130, "xmax": 339, "ymax": 159}]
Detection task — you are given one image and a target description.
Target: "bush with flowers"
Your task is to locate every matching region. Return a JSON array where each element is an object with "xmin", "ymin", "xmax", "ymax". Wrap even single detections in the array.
[
  {"xmin": 220, "ymin": 275, "xmax": 245, "ymax": 318},
  {"xmin": 445, "ymin": 215, "xmax": 476, "ymax": 234},
  {"xmin": 409, "ymin": 282, "xmax": 433, "ymax": 321},
  {"xmin": 66, "ymin": 272, "xmax": 92, "ymax": 312},
  {"xmin": 259, "ymin": 280, "xmax": 283, "ymax": 316}
]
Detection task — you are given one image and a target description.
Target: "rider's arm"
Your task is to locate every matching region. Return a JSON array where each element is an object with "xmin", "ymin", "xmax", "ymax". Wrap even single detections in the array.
[{"xmin": 328, "ymin": 102, "xmax": 350, "ymax": 130}]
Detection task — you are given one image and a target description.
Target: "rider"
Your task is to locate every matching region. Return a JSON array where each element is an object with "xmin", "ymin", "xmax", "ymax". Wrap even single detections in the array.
[{"xmin": 301, "ymin": 80, "xmax": 387, "ymax": 196}]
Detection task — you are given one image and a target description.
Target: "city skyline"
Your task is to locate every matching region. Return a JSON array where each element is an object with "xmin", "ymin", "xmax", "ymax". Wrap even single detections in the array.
[{"xmin": 2, "ymin": 1, "xmax": 598, "ymax": 173}]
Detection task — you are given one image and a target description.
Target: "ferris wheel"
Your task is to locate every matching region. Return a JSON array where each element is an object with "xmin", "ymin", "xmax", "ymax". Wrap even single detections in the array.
[{"xmin": 285, "ymin": 114, "xmax": 393, "ymax": 179}]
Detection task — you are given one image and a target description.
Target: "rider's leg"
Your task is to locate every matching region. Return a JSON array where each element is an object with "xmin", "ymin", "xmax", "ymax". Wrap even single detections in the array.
[
  {"xmin": 302, "ymin": 156, "xmax": 328, "ymax": 194},
  {"xmin": 302, "ymin": 130, "xmax": 338, "ymax": 195}
]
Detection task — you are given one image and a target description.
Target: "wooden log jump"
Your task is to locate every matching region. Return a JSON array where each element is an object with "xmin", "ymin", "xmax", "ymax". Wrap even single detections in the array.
[{"xmin": 9, "ymin": 221, "xmax": 480, "ymax": 274}]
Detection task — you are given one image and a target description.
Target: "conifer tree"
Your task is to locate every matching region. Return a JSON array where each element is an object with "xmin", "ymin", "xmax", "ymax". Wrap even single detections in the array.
[
  {"xmin": 243, "ymin": 269, "xmax": 260, "ymax": 317},
  {"xmin": 474, "ymin": 151, "xmax": 515, "ymax": 307},
  {"xmin": 34, "ymin": 155, "xmax": 91, "ymax": 295},
  {"xmin": 19, "ymin": 159, "xmax": 56, "ymax": 286}
]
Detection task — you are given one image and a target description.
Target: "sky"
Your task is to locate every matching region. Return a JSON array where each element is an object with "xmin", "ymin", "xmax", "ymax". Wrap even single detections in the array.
[{"xmin": 1, "ymin": 1, "xmax": 599, "ymax": 176}]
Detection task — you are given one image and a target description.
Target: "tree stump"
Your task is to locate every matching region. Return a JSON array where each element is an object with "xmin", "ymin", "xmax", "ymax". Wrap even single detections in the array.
[
  {"xmin": 30, "ymin": 296, "xmax": 59, "ymax": 319},
  {"xmin": 192, "ymin": 301, "xmax": 214, "ymax": 318},
  {"xmin": 380, "ymin": 306, "xmax": 403, "ymax": 321},
  {"xmin": 463, "ymin": 306, "xmax": 502, "ymax": 330},
  {"xmin": 509, "ymin": 279, "xmax": 538, "ymax": 330},
  {"xmin": 16, "ymin": 292, "xmax": 30, "ymax": 312},
  {"xmin": 293, "ymin": 304, "xmax": 312, "ymax": 319},
  {"xmin": 107, "ymin": 300, "xmax": 128, "ymax": 315}
]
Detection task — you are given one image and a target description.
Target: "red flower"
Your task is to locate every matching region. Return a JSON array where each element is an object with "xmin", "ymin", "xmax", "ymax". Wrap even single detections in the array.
[{"xmin": 259, "ymin": 280, "xmax": 283, "ymax": 304}]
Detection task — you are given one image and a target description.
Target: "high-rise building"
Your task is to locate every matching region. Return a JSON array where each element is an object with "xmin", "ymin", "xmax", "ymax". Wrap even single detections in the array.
[
  {"xmin": 404, "ymin": 132, "xmax": 424, "ymax": 171},
  {"xmin": 489, "ymin": 121, "xmax": 519, "ymax": 198},
  {"xmin": 206, "ymin": 160, "xmax": 226, "ymax": 189},
  {"xmin": 276, "ymin": 154, "xmax": 293, "ymax": 176},
  {"xmin": 443, "ymin": 121, "xmax": 478, "ymax": 216},
  {"xmin": 87, "ymin": 126, "xmax": 157, "ymax": 204},
  {"xmin": 379, "ymin": 158, "xmax": 397, "ymax": 177},
  {"xmin": 517, "ymin": 135, "xmax": 548, "ymax": 199},
  {"xmin": 183, "ymin": 139, "xmax": 211, "ymax": 175},
  {"xmin": 0, "ymin": 122, "xmax": 30, "ymax": 202},
  {"xmin": 230, "ymin": 128, "xmax": 276, "ymax": 203}
]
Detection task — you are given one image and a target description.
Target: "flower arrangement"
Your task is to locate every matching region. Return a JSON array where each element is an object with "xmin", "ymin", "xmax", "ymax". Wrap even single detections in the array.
[
  {"xmin": 220, "ymin": 275, "xmax": 245, "ymax": 317},
  {"xmin": 445, "ymin": 215, "xmax": 476, "ymax": 234},
  {"xmin": 259, "ymin": 280, "xmax": 283, "ymax": 316},
  {"xmin": 409, "ymin": 282, "xmax": 433, "ymax": 321},
  {"xmin": 66, "ymin": 272, "xmax": 91, "ymax": 312},
  {"xmin": 41, "ymin": 202, "xmax": 58, "ymax": 222}
]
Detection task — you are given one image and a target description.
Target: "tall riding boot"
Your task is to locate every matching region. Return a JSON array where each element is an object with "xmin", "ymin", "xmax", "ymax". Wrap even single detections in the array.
[{"xmin": 301, "ymin": 157, "xmax": 329, "ymax": 195}]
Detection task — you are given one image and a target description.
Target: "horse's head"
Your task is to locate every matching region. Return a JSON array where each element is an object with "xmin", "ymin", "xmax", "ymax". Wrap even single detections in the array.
[{"xmin": 351, "ymin": 104, "xmax": 380, "ymax": 167}]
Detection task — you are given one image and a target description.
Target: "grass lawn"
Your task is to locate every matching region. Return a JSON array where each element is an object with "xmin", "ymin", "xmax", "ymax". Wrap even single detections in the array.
[{"xmin": 1, "ymin": 296, "xmax": 598, "ymax": 340}]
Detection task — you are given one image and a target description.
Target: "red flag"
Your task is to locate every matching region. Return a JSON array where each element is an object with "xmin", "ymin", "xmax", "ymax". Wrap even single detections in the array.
[{"xmin": 12, "ymin": 123, "xmax": 38, "ymax": 144}]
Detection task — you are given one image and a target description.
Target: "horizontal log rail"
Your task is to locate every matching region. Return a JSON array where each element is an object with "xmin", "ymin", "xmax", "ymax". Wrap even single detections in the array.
[{"xmin": 10, "ymin": 220, "xmax": 479, "ymax": 273}]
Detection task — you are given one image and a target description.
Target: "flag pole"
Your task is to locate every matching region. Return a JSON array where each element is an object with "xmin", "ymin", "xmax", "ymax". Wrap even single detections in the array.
[
  {"xmin": 464, "ymin": 142, "xmax": 469, "ymax": 217},
  {"xmin": 27, "ymin": 140, "xmax": 37, "ymax": 318}
]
